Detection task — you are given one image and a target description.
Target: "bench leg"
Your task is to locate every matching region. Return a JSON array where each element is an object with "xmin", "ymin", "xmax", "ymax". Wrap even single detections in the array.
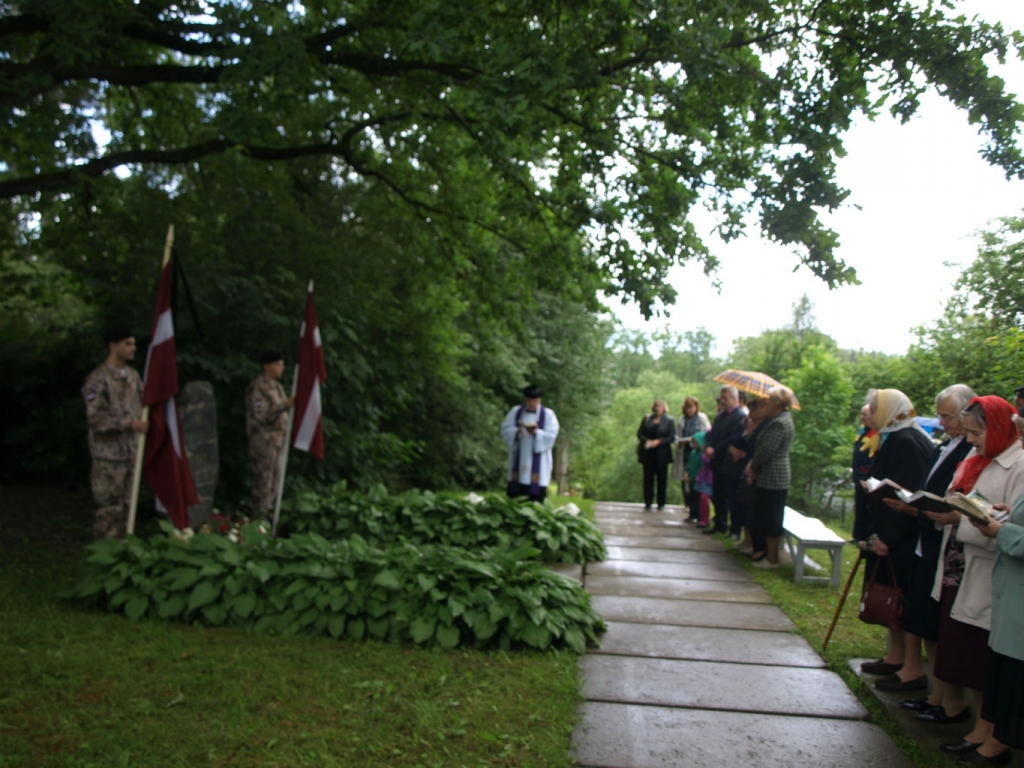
[
  {"xmin": 830, "ymin": 546, "xmax": 843, "ymax": 588},
  {"xmin": 793, "ymin": 543, "xmax": 806, "ymax": 582}
]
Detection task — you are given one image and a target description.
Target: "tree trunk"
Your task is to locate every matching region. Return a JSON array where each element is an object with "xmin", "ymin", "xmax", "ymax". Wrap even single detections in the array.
[{"xmin": 555, "ymin": 433, "xmax": 570, "ymax": 496}]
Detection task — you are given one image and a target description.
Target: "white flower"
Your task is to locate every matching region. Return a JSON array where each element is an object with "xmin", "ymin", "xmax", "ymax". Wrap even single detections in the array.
[
  {"xmin": 227, "ymin": 531, "xmax": 239, "ymax": 543},
  {"xmin": 170, "ymin": 527, "xmax": 195, "ymax": 541},
  {"xmin": 258, "ymin": 522, "xmax": 270, "ymax": 534},
  {"xmin": 561, "ymin": 503, "xmax": 580, "ymax": 517},
  {"xmin": 466, "ymin": 492, "xmax": 485, "ymax": 505}
]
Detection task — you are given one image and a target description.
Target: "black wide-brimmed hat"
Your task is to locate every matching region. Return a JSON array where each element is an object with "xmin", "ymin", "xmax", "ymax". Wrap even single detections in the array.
[{"xmin": 522, "ymin": 384, "xmax": 544, "ymax": 399}]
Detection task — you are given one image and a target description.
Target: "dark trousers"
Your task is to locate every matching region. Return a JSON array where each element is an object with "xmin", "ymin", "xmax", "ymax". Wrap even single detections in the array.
[
  {"xmin": 685, "ymin": 484, "xmax": 700, "ymax": 519},
  {"xmin": 508, "ymin": 485, "xmax": 547, "ymax": 503},
  {"xmin": 712, "ymin": 473, "xmax": 729, "ymax": 532},
  {"xmin": 643, "ymin": 462, "xmax": 667, "ymax": 508}
]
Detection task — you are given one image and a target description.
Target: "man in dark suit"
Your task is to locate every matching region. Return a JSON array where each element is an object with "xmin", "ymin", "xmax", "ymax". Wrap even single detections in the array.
[{"xmin": 703, "ymin": 385, "xmax": 747, "ymax": 536}]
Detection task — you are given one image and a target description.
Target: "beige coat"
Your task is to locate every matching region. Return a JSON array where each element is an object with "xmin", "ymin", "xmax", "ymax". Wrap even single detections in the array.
[{"xmin": 930, "ymin": 441, "xmax": 1024, "ymax": 630}]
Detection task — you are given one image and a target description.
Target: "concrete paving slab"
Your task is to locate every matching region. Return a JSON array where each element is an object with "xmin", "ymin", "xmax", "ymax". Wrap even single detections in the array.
[
  {"xmin": 594, "ymin": 621, "xmax": 824, "ymax": 667},
  {"xmin": 597, "ymin": 524, "xmax": 692, "ymax": 538},
  {"xmin": 544, "ymin": 562, "xmax": 583, "ymax": 582},
  {"xmin": 587, "ymin": 559, "xmax": 754, "ymax": 583},
  {"xmin": 603, "ymin": 534, "xmax": 723, "ymax": 551},
  {"xmin": 582, "ymin": 655, "xmax": 867, "ymax": 720},
  {"xmin": 591, "ymin": 595, "xmax": 795, "ymax": 632},
  {"xmin": 596, "ymin": 502, "xmax": 685, "ymax": 514},
  {"xmin": 592, "ymin": 514, "xmax": 690, "ymax": 528},
  {"xmin": 572, "ymin": 701, "xmax": 911, "ymax": 768},
  {"xmin": 586, "ymin": 574, "xmax": 770, "ymax": 603},
  {"xmin": 601, "ymin": 546, "xmax": 733, "ymax": 564}
]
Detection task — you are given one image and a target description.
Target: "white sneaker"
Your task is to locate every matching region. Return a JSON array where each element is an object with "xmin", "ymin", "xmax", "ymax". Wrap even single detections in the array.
[{"xmin": 754, "ymin": 559, "xmax": 780, "ymax": 569}]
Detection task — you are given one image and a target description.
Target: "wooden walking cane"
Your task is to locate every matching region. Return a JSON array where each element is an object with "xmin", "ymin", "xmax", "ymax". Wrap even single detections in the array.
[
  {"xmin": 823, "ymin": 549, "xmax": 864, "ymax": 650},
  {"xmin": 127, "ymin": 224, "xmax": 175, "ymax": 535}
]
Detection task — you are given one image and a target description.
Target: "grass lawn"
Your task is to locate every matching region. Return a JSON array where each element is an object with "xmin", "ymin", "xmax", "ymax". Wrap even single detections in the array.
[
  {"xmin": 718, "ymin": 517, "xmax": 954, "ymax": 768},
  {"xmin": 0, "ymin": 486, "xmax": 582, "ymax": 768}
]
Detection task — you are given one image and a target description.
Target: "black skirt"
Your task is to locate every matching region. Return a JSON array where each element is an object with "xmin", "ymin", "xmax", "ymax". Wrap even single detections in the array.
[
  {"xmin": 982, "ymin": 650, "xmax": 1024, "ymax": 749},
  {"xmin": 899, "ymin": 530, "xmax": 944, "ymax": 641}
]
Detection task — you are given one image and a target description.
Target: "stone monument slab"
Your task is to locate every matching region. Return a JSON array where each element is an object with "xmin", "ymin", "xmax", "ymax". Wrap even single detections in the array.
[{"xmin": 179, "ymin": 380, "xmax": 218, "ymax": 529}]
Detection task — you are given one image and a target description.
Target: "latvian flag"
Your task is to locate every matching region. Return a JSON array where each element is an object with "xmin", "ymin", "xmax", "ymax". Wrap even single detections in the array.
[
  {"xmin": 142, "ymin": 253, "xmax": 199, "ymax": 528},
  {"xmin": 291, "ymin": 283, "xmax": 327, "ymax": 459}
]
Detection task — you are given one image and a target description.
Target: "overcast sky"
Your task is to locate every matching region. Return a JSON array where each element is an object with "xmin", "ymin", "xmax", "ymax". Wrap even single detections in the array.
[{"xmin": 611, "ymin": 0, "xmax": 1024, "ymax": 357}]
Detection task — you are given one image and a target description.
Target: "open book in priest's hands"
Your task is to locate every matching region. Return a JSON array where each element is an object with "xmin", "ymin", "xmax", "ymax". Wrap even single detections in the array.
[{"xmin": 862, "ymin": 477, "xmax": 908, "ymax": 499}]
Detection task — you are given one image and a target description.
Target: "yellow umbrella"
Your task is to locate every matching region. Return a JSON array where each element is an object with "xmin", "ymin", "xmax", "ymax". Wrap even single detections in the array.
[{"xmin": 712, "ymin": 369, "xmax": 801, "ymax": 411}]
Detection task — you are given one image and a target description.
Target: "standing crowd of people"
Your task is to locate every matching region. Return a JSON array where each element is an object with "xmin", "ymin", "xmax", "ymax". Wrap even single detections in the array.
[
  {"xmin": 636, "ymin": 383, "xmax": 797, "ymax": 568},
  {"xmin": 852, "ymin": 385, "xmax": 1023, "ymax": 766}
]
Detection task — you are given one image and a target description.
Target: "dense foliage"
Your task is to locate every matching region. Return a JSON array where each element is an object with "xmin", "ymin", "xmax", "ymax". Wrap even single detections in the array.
[
  {"xmin": 68, "ymin": 522, "xmax": 605, "ymax": 653},
  {"xmin": 3, "ymin": 2, "xmax": 1023, "ymax": 505},
  {"xmin": 280, "ymin": 486, "xmax": 606, "ymax": 564}
]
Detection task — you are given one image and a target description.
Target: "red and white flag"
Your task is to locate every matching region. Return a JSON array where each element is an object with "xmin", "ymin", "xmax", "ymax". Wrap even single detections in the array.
[
  {"xmin": 142, "ymin": 255, "xmax": 199, "ymax": 528},
  {"xmin": 291, "ymin": 283, "xmax": 327, "ymax": 459}
]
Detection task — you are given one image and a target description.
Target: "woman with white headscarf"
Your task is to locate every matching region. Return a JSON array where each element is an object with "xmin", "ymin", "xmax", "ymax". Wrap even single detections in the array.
[{"xmin": 858, "ymin": 389, "xmax": 937, "ymax": 678}]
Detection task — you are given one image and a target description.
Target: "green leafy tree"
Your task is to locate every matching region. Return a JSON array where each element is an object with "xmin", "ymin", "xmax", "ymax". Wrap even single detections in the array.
[
  {"xmin": 5, "ymin": 0, "xmax": 1024, "ymax": 315},
  {"xmin": 729, "ymin": 295, "xmax": 837, "ymax": 380}
]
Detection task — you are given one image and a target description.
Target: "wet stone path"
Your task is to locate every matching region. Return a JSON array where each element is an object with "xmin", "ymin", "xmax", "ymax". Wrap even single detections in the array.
[{"xmin": 570, "ymin": 501, "xmax": 911, "ymax": 768}]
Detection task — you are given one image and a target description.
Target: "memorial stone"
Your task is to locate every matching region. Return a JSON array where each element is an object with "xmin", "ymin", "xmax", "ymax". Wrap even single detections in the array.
[{"xmin": 179, "ymin": 381, "xmax": 218, "ymax": 529}]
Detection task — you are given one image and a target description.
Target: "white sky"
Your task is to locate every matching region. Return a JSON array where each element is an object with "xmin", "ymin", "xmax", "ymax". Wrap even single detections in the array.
[{"xmin": 612, "ymin": 0, "xmax": 1024, "ymax": 357}]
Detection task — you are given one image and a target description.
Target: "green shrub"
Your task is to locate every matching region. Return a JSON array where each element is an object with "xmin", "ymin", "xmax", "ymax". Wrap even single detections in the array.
[
  {"xmin": 279, "ymin": 485, "xmax": 606, "ymax": 564},
  {"xmin": 67, "ymin": 523, "xmax": 605, "ymax": 653}
]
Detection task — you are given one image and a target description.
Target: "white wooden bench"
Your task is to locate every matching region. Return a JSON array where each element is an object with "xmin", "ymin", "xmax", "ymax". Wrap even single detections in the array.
[{"xmin": 782, "ymin": 507, "xmax": 846, "ymax": 588}]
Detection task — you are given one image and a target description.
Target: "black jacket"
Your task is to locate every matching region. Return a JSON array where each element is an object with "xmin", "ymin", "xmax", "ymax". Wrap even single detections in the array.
[
  {"xmin": 637, "ymin": 415, "xmax": 675, "ymax": 470},
  {"xmin": 706, "ymin": 407, "xmax": 746, "ymax": 470}
]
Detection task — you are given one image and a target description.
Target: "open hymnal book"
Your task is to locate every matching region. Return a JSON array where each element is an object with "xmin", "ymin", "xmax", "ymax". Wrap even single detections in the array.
[
  {"xmin": 863, "ymin": 477, "xmax": 908, "ymax": 499},
  {"xmin": 894, "ymin": 488, "xmax": 1005, "ymax": 524}
]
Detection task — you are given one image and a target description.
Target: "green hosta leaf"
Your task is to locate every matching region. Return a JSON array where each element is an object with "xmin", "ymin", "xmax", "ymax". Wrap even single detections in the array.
[
  {"xmin": 410, "ymin": 616, "xmax": 436, "ymax": 644},
  {"xmin": 233, "ymin": 592, "xmax": 257, "ymax": 618},
  {"xmin": 187, "ymin": 581, "xmax": 222, "ymax": 612},
  {"xmin": 346, "ymin": 618, "xmax": 366, "ymax": 641},
  {"xmin": 435, "ymin": 624, "xmax": 460, "ymax": 649},
  {"xmin": 109, "ymin": 589, "xmax": 131, "ymax": 608},
  {"xmin": 328, "ymin": 615, "xmax": 346, "ymax": 638},
  {"xmin": 124, "ymin": 596, "xmax": 149, "ymax": 619},
  {"xmin": 159, "ymin": 595, "xmax": 187, "ymax": 618},
  {"xmin": 203, "ymin": 604, "xmax": 229, "ymax": 625},
  {"xmin": 166, "ymin": 568, "xmax": 203, "ymax": 591},
  {"xmin": 520, "ymin": 622, "xmax": 551, "ymax": 649},
  {"xmin": 416, "ymin": 574, "xmax": 437, "ymax": 592},
  {"xmin": 372, "ymin": 570, "xmax": 401, "ymax": 590}
]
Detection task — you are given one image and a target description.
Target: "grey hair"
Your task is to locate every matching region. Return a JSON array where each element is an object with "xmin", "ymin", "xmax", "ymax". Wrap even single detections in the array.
[
  {"xmin": 865, "ymin": 389, "xmax": 878, "ymax": 407},
  {"xmin": 961, "ymin": 400, "xmax": 986, "ymax": 429},
  {"xmin": 719, "ymin": 385, "xmax": 739, "ymax": 399},
  {"xmin": 767, "ymin": 385, "xmax": 795, "ymax": 411},
  {"xmin": 936, "ymin": 384, "xmax": 976, "ymax": 412}
]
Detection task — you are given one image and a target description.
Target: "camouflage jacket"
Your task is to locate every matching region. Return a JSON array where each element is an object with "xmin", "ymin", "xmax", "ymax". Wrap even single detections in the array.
[
  {"xmin": 82, "ymin": 362, "xmax": 144, "ymax": 461},
  {"xmin": 245, "ymin": 374, "xmax": 290, "ymax": 447}
]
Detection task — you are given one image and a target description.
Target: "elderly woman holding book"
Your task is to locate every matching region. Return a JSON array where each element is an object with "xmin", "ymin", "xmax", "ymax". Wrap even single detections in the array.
[
  {"xmin": 857, "ymin": 389, "xmax": 935, "ymax": 676},
  {"xmin": 923, "ymin": 396, "xmax": 1024, "ymax": 761},
  {"xmin": 958, "ymin": 405, "xmax": 1024, "ymax": 766}
]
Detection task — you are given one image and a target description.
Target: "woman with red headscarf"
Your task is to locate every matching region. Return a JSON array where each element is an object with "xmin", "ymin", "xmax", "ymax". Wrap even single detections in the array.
[{"xmin": 923, "ymin": 396, "xmax": 1024, "ymax": 762}]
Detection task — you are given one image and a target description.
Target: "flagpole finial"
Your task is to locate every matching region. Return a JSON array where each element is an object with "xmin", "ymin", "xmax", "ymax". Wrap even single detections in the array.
[
  {"xmin": 308, "ymin": 279, "xmax": 314, "ymax": 293},
  {"xmin": 162, "ymin": 224, "xmax": 175, "ymax": 268}
]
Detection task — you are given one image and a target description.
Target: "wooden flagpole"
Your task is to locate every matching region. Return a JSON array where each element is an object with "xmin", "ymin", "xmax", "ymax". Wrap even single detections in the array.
[
  {"xmin": 127, "ymin": 224, "xmax": 174, "ymax": 535},
  {"xmin": 271, "ymin": 280, "xmax": 312, "ymax": 536}
]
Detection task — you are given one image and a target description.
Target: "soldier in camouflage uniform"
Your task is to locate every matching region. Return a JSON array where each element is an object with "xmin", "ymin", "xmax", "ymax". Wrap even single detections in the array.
[
  {"xmin": 82, "ymin": 326, "xmax": 149, "ymax": 539},
  {"xmin": 245, "ymin": 351, "xmax": 295, "ymax": 520}
]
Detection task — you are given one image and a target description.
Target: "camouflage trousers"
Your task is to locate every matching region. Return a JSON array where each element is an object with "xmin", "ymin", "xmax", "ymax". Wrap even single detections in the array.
[
  {"xmin": 249, "ymin": 442, "xmax": 283, "ymax": 521},
  {"xmin": 91, "ymin": 458, "xmax": 133, "ymax": 539}
]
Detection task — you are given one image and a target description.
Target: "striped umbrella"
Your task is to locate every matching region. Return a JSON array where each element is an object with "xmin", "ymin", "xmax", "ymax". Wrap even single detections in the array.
[{"xmin": 712, "ymin": 369, "xmax": 801, "ymax": 410}]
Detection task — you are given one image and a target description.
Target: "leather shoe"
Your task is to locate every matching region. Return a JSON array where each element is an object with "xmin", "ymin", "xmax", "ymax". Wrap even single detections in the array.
[
  {"xmin": 900, "ymin": 697, "xmax": 937, "ymax": 712},
  {"xmin": 701, "ymin": 527, "xmax": 717, "ymax": 535},
  {"xmin": 860, "ymin": 659, "xmax": 903, "ymax": 675},
  {"xmin": 916, "ymin": 706, "xmax": 970, "ymax": 724},
  {"xmin": 940, "ymin": 741, "xmax": 982, "ymax": 755},
  {"xmin": 875, "ymin": 674, "xmax": 928, "ymax": 691},
  {"xmin": 957, "ymin": 749, "xmax": 1012, "ymax": 766}
]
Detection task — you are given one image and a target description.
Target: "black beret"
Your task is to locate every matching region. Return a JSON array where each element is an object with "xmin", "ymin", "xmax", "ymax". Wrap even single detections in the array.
[
  {"xmin": 104, "ymin": 325, "xmax": 134, "ymax": 344},
  {"xmin": 260, "ymin": 350, "xmax": 284, "ymax": 364}
]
